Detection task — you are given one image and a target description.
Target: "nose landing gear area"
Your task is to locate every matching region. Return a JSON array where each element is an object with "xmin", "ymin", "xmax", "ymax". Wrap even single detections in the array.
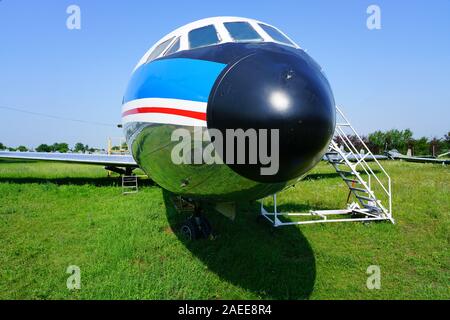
[
  {"xmin": 180, "ymin": 215, "xmax": 213, "ymax": 241},
  {"xmin": 172, "ymin": 197, "xmax": 214, "ymax": 240}
]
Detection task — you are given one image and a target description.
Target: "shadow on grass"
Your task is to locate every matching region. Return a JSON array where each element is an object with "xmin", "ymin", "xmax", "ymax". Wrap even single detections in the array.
[
  {"xmin": 0, "ymin": 176, "xmax": 156, "ymax": 188},
  {"xmin": 0, "ymin": 159, "xmax": 37, "ymax": 164},
  {"xmin": 0, "ymin": 176, "xmax": 121, "ymax": 187},
  {"xmin": 304, "ymin": 172, "xmax": 342, "ymax": 180},
  {"xmin": 305, "ymin": 169, "xmax": 381, "ymax": 181},
  {"xmin": 163, "ymin": 190, "xmax": 316, "ymax": 300}
]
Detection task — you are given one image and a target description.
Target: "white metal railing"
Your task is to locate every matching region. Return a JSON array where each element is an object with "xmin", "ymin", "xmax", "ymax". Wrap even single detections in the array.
[
  {"xmin": 260, "ymin": 106, "xmax": 394, "ymax": 227},
  {"xmin": 332, "ymin": 106, "xmax": 392, "ymax": 218}
]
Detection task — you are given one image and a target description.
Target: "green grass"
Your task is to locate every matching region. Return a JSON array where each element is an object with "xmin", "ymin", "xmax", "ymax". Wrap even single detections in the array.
[{"xmin": 0, "ymin": 159, "xmax": 449, "ymax": 300}]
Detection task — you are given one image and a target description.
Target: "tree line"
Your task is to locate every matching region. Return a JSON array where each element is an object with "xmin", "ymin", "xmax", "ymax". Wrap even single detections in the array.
[
  {"xmin": 335, "ymin": 129, "xmax": 450, "ymax": 156},
  {"xmin": 1, "ymin": 129, "xmax": 449, "ymax": 156},
  {"xmin": 0, "ymin": 142, "xmax": 102, "ymax": 154}
]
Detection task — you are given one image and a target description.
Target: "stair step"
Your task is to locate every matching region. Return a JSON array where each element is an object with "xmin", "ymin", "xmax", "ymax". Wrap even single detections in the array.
[
  {"xmin": 349, "ymin": 187, "xmax": 369, "ymax": 193},
  {"xmin": 343, "ymin": 178, "xmax": 361, "ymax": 184},
  {"xmin": 336, "ymin": 169, "xmax": 356, "ymax": 175},
  {"xmin": 122, "ymin": 175, "xmax": 139, "ymax": 194},
  {"xmin": 356, "ymin": 195, "xmax": 377, "ymax": 202},
  {"xmin": 363, "ymin": 204, "xmax": 383, "ymax": 213}
]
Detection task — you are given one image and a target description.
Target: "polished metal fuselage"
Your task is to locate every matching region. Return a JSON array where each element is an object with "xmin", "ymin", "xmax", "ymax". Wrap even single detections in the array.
[{"xmin": 124, "ymin": 122, "xmax": 291, "ymax": 201}]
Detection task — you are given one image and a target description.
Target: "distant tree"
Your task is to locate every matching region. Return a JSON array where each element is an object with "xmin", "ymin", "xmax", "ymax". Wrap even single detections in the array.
[
  {"xmin": 57, "ymin": 143, "xmax": 69, "ymax": 153},
  {"xmin": 414, "ymin": 137, "xmax": 429, "ymax": 156},
  {"xmin": 384, "ymin": 129, "xmax": 412, "ymax": 153},
  {"xmin": 361, "ymin": 135, "xmax": 375, "ymax": 153},
  {"xmin": 429, "ymin": 137, "xmax": 442, "ymax": 157},
  {"xmin": 403, "ymin": 129, "xmax": 413, "ymax": 140},
  {"xmin": 50, "ymin": 143, "xmax": 69, "ymax": 153},
  {"xmin": 36, "ymin": 144, "xmax": 52, "ymax": 152},
  {"xmin": 444, "ymin": 132, "xmax": 450, "ymax": 150},
  {"xmin": 16, "ymin": 146, "xmax": 28, "ymax": 152},
  {"xmin": 367, "ymin": 129, "xmax": 413, "ymax": 154},
  {"xmin": 402, "ymin": 129, "xmax": 414, "ymax": 153},
  {"xmin": 8, "ymin": 147, "xmax": 16, "ymax": 152},
  {"xmin": 74, "ymin": 142, "xmax": 86, "ymax": 153},
  {"xmin": 368, "ymin": 131, "xmax": 385, "ymax": 154},
  {"xmin": 437, "ymin": 140, "xmax": 447, "ymax": 155},
  {"xmin": 0, "ymin": 142, "xmax": 5, "ymax": 150},
  {"xmin": 339, "ymin": 135, "xmax": 364, "ymax": 152}
]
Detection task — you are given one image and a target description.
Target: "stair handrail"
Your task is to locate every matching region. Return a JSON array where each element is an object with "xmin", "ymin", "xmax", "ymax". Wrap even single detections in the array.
[{"xmin": 333, "ymin": 106, "xmax": 392, "ymax": 216}]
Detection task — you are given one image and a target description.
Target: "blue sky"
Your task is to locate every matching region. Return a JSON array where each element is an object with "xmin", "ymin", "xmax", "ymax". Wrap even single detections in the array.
[{"xmin": 0, "ymin": 0, "xmax": 449, "ymax": 149}]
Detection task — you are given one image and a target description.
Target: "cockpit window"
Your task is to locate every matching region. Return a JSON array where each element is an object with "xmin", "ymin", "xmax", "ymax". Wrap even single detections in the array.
[
  {"xmin": 164, "ymin": 37, "xmax": 180, "ymax": 56},
  {"xmin": 147, "ymin": 37, "xmax": 175, "ymax": 62},
  {"xmin": 258, "ymin": 24, "xmax": 294, "ymax": 46},
  {"xmin": 224, "ymin": 22, "xmax": 263, "ymax": 42},
  {"xmin": 188, "ymin": 25, "xmax": 220, "ymax": 49}
]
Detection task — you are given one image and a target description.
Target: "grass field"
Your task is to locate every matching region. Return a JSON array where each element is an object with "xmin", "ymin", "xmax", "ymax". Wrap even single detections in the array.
[{"xmin": 0, "ymin": 159, "xmax": 448, "ymax": 300}]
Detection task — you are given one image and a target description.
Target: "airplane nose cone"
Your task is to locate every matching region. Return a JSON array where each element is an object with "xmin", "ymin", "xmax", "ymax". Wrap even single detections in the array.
[{"xmin": 207, "ymin": 48, "xmax": 336, "ymax": 183}]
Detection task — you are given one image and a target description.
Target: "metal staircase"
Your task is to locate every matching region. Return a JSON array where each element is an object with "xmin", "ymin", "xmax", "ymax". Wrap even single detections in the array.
[
  {"xmin": 122, "ymin": 175, "xmax": 138, "ymax": 194},
  {"xmin": 260, "ymin": 106, "xmax": 394, "ymax": 226}
]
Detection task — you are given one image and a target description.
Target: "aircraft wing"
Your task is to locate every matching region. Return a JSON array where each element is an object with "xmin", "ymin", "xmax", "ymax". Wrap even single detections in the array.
[
  {"xmin": 324, "ymin": 153, "xmax": 388, "ymax": 162},
  {"xmin": 387, "ymin": 150, "xmax": 450, "ymax": 165},
  {"xmin": 346, "ymin": 154, "xmax": 389, "ymax": 161},
  {"xmin": 0, "ymin": 151, "xmax": 138, "ymax": 167}
]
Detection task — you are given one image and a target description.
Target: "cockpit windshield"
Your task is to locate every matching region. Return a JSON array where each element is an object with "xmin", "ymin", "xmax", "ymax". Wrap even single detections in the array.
[
  {"xmin": 224, "ymin": 22, "xmax": 263, "ymax": 42},
  {"xmin": 258, "ymin": 24, "xmax": 294, "ymax": 46},
  {"xmin": 146, "ymin": 37, "xmax": 175, "ymax": 62},
  {"xmin": 188, "ymin": 25, "xmax": 220, "ymax": 49},
  {"xmin": 139, "ymin": 18, "xmax": 299, "ymax": 69},
  {"xmin": 164, "ymin": 37, "xmax": 180, "ymax": 56}
]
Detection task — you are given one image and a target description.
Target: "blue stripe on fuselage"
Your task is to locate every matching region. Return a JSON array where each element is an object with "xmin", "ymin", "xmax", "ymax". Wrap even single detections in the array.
[{"xmin": 123, "ymin": 58, "xmax": 227, "ymax": 103}]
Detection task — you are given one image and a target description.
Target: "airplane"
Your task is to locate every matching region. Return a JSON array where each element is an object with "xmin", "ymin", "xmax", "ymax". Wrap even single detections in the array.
[{"xmin": 0, "ymin": 17, "xmax": 338, "ymax": 239}]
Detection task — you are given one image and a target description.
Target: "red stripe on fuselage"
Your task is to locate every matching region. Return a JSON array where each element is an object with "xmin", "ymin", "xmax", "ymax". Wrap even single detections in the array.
[{"xmin": 122, "ymin": 107, "xmax": 207, "ymax": 121}]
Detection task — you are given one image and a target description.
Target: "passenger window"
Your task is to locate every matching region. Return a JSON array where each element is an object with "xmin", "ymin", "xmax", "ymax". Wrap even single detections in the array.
[
  {"xmin": 188, "ymin": 25, "xmax": 220, "ymax": 49},
  {"xmin": 224, "ymin": 22, "xmax": 263, "ymax": 42},
  {"xmin": 165, "ymin": 37, "xmax": 180, "ymax": 56},
  {"xmin": 258, "ymin": 24, "xmax": 294, "ymax": 46},
  {"xmin": 146, "ymin": 37, "xmax": 175, "ymax": 62}
]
